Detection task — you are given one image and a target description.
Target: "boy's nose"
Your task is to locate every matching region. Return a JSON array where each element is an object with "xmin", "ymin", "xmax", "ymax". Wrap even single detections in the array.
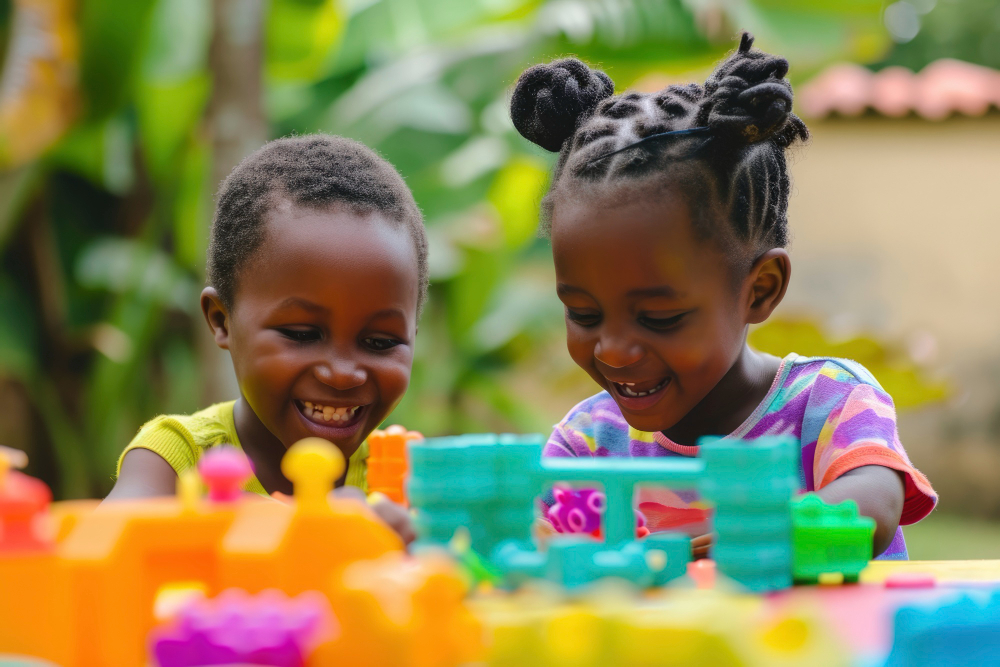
[
  {"xmin": 314, "ymin": 358, "xmax": 366, "ymax": 390},
  {"xmin": 594, "ymin": 335, "xmax": 643, "ymax": 369}
]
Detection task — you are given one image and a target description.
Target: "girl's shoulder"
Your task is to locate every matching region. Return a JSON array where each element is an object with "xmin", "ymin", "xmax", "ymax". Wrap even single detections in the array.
[{"xmin": 779, "ymin": 353, "xmax": 887, "ymax": 395}]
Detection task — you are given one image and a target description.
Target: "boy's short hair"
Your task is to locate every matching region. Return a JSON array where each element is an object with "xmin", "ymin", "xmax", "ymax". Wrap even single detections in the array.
[{"xmin": 207, "ymin": 134, "xmax": 428, "ymax": 313}]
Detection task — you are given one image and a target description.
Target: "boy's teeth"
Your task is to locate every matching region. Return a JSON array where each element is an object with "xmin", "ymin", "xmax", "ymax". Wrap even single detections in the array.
[
  {"xmin": 617, "ymin": 380, "xmax": 666, "ymax": 398},
  {"xmin": 301, "ymin": 402, "xmax": 360, "ymax": 423}
]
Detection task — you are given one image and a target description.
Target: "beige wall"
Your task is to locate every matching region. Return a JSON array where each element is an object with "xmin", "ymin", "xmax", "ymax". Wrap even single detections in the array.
[
  {"xmin": 786, "ymin": 116, "xmax": 1000, "ymax": 514},
  {"xmin": 786, "ymin": 116, "xmax": 1000, "ymax": 361}
]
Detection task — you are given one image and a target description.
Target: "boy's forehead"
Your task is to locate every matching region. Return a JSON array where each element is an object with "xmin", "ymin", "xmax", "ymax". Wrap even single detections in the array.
[{"xmin": 233, "ymin": 206, "xmax": 419, "ymax": 310}]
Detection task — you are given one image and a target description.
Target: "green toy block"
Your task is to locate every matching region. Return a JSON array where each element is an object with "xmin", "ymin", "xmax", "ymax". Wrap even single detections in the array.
[{"xmin": 791, "ymin": 493, "xmax": 875, "ymax": 584}]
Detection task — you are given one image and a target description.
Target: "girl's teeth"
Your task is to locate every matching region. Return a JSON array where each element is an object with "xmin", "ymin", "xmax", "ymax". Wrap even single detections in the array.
[{"xmin": 618, "ymin": 380, "xmax": 667, "ymax": 398}]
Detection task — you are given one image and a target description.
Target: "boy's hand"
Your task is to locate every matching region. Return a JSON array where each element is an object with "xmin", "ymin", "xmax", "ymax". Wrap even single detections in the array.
[
  {"xmin": 331, "ymin": 487, "xmax": 416, "ymax": 546},
  {"xmin": 692, "ymin": 533, "xmax": 712, "ymax": 559}
]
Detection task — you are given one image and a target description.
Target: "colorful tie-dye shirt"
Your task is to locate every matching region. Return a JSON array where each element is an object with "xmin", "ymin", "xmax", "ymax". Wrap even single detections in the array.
[{"xmin": 544, "ymin": 354, "xmax": 937, "ymax": 560}]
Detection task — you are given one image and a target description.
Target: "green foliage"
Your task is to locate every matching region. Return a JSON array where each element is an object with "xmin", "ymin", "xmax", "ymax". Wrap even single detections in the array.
[
  {"xmin": 874, "ymin": 0, "xmax": 1000, "ymax": 71},
  {"xmin": 0, "ymin": 0, "xmax": 895, "ymax": 498},
  {"xmin": 749, "ymin": 318, "xmax": 949, "ymax": 410}
]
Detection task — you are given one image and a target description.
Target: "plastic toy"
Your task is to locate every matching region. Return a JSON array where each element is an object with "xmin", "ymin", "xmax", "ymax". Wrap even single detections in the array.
[
  {"xmin": 198, "ymin": 447, "xmax": 254, "ymax": 502},
  {"xmin": 0, "ymin": 439, "xmax": 402, "ymax": 667},
  {"xmin": 884, "ymin": 592, "xmax": 1000, "ymax": 666},
  {"xmin": 150, "ymin": 589, "xmax": 335, "ymax": 667},
  {"xmin": 546, "ymin": 485, "xmax": 648, "ymax": 538},
  {"xmin": 367, "ymin": 425, "xmax": 423, "ymax": 505},
  {"xmin": 791, "ymin": 494, "xmax": 875, "ymax": 584},
  {"xmin": 408, "ymin": 434, "xmax": 799, "ymax": 592}
]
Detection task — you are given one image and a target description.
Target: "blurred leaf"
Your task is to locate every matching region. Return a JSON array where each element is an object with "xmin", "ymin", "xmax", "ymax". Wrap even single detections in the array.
[
  {"xmin": 75, "ymin": 237, "xmax": 199, "ymax": 313},
  {"xmin": 0, "ymin": 165, "xmax": 40, "ymax": 250},
  {"xmin": 79, "ymin": 0, "xmax": 159, "ymax": 118},
  {"xmin": 136, "ymin": 0, "xmax": 213, "ymax": 182},
  {"xmin": 136, "ymin": 75, "xmax": 211, "ymax": 183},
  {"xmin": 172, "ymin": 139, "xmax": 213, "ymax": 272},
  {"xmin": 749, "ymin": 318, "xmax": 950, "ymax": 411},
  {"xmin": 0, "ymin": 275, "xmax": 37, "ymax": 379},
  {"xmin": 46, "ymin": 117, "xmax": 135, "ymax": 195},
  {"xmin": 487, "ymin": 155, "xmax": 548, "ymax": 249},
  {"xmin": 267, "ymin": 0, "xmax": 345, "ymax": 81}
]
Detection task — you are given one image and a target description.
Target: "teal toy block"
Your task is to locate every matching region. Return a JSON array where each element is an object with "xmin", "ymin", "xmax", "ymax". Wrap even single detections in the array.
[
  {"xmin": 700, "ymin": 435, "xmax": 800, "ymax": 592},
  {"xmin": 885, "ymin": 592, "xmax": 1000, "ymax": 667},
  {"xmin": 407, "ymin": 434, "xmax": 545, "ymax": 558},
  {"xmin": 791, "ymin": 493, "xmax": 874, "ymax": 584},
  {"xmin": 494, "ymin": 534, "xmax": 690, "ymax": 591}
]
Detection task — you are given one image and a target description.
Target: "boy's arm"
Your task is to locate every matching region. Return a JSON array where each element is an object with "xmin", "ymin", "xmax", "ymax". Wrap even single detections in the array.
[
  {"xmin": 104, "ymin": 448, "xmax": 178, "ymax": 501},
  {"xmin": 815, "ymin": 464, "xmax": 905, "ymax": 557}
]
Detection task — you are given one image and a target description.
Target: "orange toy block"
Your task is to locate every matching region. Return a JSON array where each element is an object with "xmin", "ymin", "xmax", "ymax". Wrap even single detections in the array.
[
  {"xmin": 219, "ymin": 438, "xmax": 403, "ymax": 594},
  {"xmin": 367, "ymin": 425, "xmax": 423, "ymax": 505},
  {"xmin": 316, "ymin": 552, "xmax": 485, "ymax": 667}
]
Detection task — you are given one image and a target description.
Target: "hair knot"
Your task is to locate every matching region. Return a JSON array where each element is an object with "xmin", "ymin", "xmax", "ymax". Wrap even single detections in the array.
[
  {"xmin": 510, "ymin": 59, "xmax": 614, "ymax": 152},
  {"xmin": 698, "ymin": 32, "xmax": 808, "ymax": 148}
]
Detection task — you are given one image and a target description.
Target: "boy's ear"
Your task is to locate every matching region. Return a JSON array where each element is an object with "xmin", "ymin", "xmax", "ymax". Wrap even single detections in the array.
[
  {"xmin": 745, "ymin": 249, "xmax": 790, "ymax": 325},
  {"xmin": 201, "ymin": 287, "xmax": 232, "ymax": 349}
]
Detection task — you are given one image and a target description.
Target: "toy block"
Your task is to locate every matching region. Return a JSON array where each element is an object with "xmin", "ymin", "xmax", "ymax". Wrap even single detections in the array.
[
  {"xmin": 791, "ymin": 494, "xmax": 874, "ymax": 584},
  {"xmin": 219, "ymin": 439, "xmax": 402, "ymax": 594},
  {"xmin": 318, "ymin": 552, "xmax": 485, "ymax": 667},
  {"xmin": 884, "ymin": 592, "xmax": 1000, "ymax": 667},
  {"xmin": 699, "ymin": 436, "xmax": 799, "ymax": 592},
  {"xmin": 149, "ymin": 588, "xmax": 335, "ymax": 667},
  {"xmin": 367, "ymin": 425, "xmax": 422, "ymax": 505}
]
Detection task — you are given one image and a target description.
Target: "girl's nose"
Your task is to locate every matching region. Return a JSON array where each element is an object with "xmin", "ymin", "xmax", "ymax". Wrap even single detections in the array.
[
  {"xmin": 594, "ymin": 334, "xmax": 643, "ymax": 369},
  {"xmin": 314, "ymin": 357, "xmax": 366, "ymax": 390}
]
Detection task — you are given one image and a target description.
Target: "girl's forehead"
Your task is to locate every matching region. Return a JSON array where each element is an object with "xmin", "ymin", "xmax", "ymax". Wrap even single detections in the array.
[{"xmin": 550, "ymin": 193, "xmax": 731, "ymax": 293}]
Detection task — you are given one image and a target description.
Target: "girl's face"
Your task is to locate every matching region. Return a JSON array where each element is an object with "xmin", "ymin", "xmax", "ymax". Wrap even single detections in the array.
[
  {"xmin": 216, "ymin": 202, "xmax": 419, "ymax": 458},
  {"xmin": 550, "ymin": 188, "xmax": 750, "ymax": 433}
]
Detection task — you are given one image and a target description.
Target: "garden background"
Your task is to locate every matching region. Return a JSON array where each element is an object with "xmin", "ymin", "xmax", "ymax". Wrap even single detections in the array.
[{"xmin": 2, "ymin": 0, "xmax": 999, "ymax": 558}]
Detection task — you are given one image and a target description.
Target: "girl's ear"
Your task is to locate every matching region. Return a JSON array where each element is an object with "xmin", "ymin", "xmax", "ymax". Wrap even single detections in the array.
[
  {"xmin": 745, "ymin": 249, "xmax": 790, "ymax": 325},
  {"xmin": 201, "ymin": 287, "xmax": 232, "ymax": 349}
]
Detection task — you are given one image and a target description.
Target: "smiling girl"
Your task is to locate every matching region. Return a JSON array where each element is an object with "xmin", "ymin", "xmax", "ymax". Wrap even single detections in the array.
[
  {"xmin": 105, "ymin": 135, "xmax": 426, "ymax": 542},
  {"xmin": 512, "ymin": 34, "xmax": 936, "ymax": 559}
]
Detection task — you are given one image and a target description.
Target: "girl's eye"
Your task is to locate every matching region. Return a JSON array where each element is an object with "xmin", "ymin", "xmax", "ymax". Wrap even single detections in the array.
[
  {"xmin": 364, "ymin": 337, "xmax": 400, "ymax": 351},
  {"xmin": 640, "ymin": 313, "xmax": 687, "ymax": 330},
  {"xmin": 277, "ymin": 328, "xmax": 321, "ymax": 343},
  {"xmin": 566, "ymin": 309, "xmax": 600, "ymax": 326}
]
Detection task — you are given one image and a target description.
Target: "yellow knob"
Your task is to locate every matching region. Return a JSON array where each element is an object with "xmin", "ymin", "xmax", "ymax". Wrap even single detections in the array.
[{"xmin": 282, "ymin": 438, "xmax": 345, "ymax": 510}]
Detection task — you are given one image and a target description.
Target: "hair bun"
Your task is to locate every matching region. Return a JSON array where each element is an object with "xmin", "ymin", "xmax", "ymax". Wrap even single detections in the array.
[
  {"xmin": 510, "ymin": 59, "xmax": 615, "ymax": 152},
  {"xmin": 699, "ymin": 32, "xmax": 808, "ymax": 147}
]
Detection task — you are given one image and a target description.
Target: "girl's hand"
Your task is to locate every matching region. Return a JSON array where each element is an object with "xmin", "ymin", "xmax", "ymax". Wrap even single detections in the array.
[
  {"xmin": 331, "ymin": 487, "xmax": 416, "ymax": 546},
  {"xmin": 692, "ymin": 533, "xmax": 713, "ymax": 559}
]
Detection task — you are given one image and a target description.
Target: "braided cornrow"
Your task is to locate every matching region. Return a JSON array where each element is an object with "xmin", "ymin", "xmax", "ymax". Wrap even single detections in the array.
[{"xmin": 510, "ymin": 32, "xmax": 809, "ymax": 260}]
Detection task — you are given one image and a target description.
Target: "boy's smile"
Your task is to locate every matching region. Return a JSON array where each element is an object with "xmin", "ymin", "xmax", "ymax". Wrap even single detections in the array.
[{"xmin": 203, "ymin": 201, "xmax": 419, "ymax": 482}]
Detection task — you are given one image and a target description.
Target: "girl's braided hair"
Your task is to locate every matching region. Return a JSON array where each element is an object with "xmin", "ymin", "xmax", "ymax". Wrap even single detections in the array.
[{"xmin": 510, "ymin": 33, "xmax": 809, "ymax": 260}]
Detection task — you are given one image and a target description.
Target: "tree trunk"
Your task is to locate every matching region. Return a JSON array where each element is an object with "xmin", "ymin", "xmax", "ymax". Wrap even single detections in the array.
[{"xmin": 200, "ymin": 0, "xmax": 269, "ymax": 405}]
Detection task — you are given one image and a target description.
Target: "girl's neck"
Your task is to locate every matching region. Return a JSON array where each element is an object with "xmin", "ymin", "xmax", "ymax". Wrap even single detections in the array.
[
  {"xmin": 232, "ymin": 396, "xmax": 349, "ymax": 494},
  {"xmin": 660, "ymin": 344, "xmax": 781, "ymax": 447},
  {"xmin": 233, "ymin": 396, "xmax": 293, "ymax": 495}
]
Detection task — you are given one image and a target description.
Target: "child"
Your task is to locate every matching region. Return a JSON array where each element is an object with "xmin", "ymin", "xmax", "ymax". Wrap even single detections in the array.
[
  {"xmin": 106, "ymin": 135, "xmax": 427, "ymax": 543},
  {"xmin": 511, "ymin": 34, "xmax": 936, "ymax": 559}
]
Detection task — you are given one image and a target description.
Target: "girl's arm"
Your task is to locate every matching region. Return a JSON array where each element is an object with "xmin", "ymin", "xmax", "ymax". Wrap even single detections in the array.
[
  {"xmin": 815, "ymin": 464, "xmax": 905, "ymax": 557},
  {"xmin": 104, "ymin": 448, "xmax": 178, "ymax": 501}
]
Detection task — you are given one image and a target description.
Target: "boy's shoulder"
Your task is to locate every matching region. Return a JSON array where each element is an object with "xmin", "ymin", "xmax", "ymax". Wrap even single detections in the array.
[{"xmin": 137, "ymin": 401, "xmax": 238, "ymax": 445}]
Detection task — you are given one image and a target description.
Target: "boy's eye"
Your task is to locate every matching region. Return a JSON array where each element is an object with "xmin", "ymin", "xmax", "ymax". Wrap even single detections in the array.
[
  {"xmin": 640, "ymin": 312, "xmax": 687, "ymax": 330},
  {"xmin": 277, "ymin": 328, "xmax": 321, "ymax": 343},
  {"xmin": 566, "ymin": 309, "xmax": 600, "ymax": 326},
  {"xmin": 364, "ymin": 336, "xmax": 400, "ymax": 351}
]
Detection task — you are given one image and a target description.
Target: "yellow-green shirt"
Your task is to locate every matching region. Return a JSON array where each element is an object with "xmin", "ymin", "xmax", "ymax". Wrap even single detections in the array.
[{"xmin": 116, "ymin": 401, "xmax": 368, "ymax": 494}]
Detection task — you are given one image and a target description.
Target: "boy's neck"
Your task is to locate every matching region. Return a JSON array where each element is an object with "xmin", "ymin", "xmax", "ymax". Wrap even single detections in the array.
[
  {"xmin": 659, "ymin": 344, "xmax": 781, "ymax": 447},
  {"xmin": 232, "ymin": 397, "xmax": 294, "ymax": 495}
]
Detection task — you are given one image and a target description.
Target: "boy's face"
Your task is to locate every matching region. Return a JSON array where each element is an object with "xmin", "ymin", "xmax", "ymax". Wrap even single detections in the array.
[
  {"xmin": 550, "ymin": 187, "xmax": 751, "ymax": 434},
  {"xmin": 219, "ymin": 202, "xmax": 419, "ymax": 459}
]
